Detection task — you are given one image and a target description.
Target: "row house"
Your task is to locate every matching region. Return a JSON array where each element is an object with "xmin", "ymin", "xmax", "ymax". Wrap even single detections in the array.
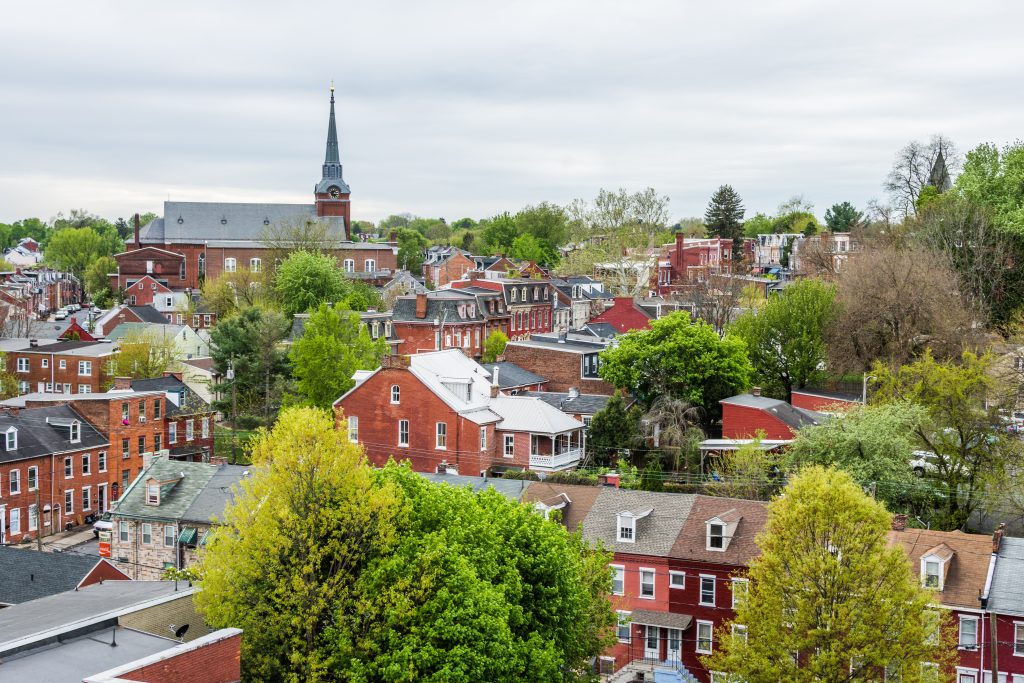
[
  {"xmin": 0, "ymin": 268, "xmax": 80, "ymax": 324},
  {"xmin": 423, "ymin": 246, "xmax": 475, "ymax": 287},
  {"xmin": 503, "ymin": 334, "xmax": 615, "ymax": 395},
  {"xmin": 656, "ymin": 235, "xmax": 734, "ymax": 295},
  {"xmin": 449, "ymin": 274, "xmax": 554, "ymax": 340},
  {"xmin": 2, "ymin": 338, "xmax": 117, "ymax": 395},
  {"xmin": 334, "ymin": 350, "xmax": 585, "ymax": 476},
  {"xmin": 126, "ymin": 375, "xmax": 217, "ymax": 463},
  {"xmin": 109, "ymin": 457, "xmax": 246, "ymax": 580},
  {"xmin": 789, "ymin": 231, "xmax": 858, "ymax": 277},
  {"xmin": 751, "ymin": 233, "xmax": 801, "ymax": 272},
  {"xmin": 391, "ymin": 290, "xmax": 509, "ymax": 357},
  {"xmin": 3, "ymin": 237, "xmax": 43, "ymax": 267},
  {"xmin": 119, "ymin": 274, "xmax": 191, "ymax": 312},
  {"xmin": 290, "ymin": 309, "xmax": 399, "ymax": 354},
  {"xmin": 551, "ymin": 276, "xmax": 610, "ymax": 332},
  {"xmin": 94, "ymin": 304, "xmax": 170, "ymax": 336},
  {"xmin": 521, "ymin": 484, "xmax": 768, "ymax": 682},
  {"xmin": 986, "ymin": 535, "xmax": 1024, "ymax": 683}
]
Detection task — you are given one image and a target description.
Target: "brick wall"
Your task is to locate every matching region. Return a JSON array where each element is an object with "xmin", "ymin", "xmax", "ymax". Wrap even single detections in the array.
[
  {"xmin": 105, "ymin": 630, "xmax": 241, "ymax": 683},
  {"xmin": 118, "ymin": 592, "xmax": 211, "ymax": 643},
  {"xmin": 79, "ymin": 558, "xmax": 131, "ymax": 587},
  {"xmin": 720, "ymin": 403, "xmax": 795, "ymax": 440},
  {"xmin": 426, "ymin": 252, "xmax": 475, "ymax": 287},
  {"xmin": 8, "ymin": 347, "xmax": 116, "ymax": 394},
  {"xmin": 502, "ymin": 345, "xmax": 615, "ymax": 395},
  {"xmin": 790, "ymin": 391, "xmax": 859, "ymax": 412}
]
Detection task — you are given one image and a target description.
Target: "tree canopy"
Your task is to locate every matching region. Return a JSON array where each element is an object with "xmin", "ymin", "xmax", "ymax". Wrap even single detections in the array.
[
  {"xmin": 824, "ymin": 201, "xmax": 864, "ymax": 232},
  {"xmin": 704, "ymin": 466, "xmax": 952, "ymax": 682},
  {"xmin": 480, "ymin": 330, "xmax": 508, "ymax": 364},
  {"xmin": 704, "ymin": 185, "xmax": 745, "ymax": 255},
  {"xmin": 274, "ymin": 251, "xmax": 348, "ymax": 316}
]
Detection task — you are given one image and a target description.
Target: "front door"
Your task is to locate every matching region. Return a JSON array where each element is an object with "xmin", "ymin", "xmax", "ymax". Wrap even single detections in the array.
[
  {"xmin": 666, "ymin": 628, "xmax": 681, "ymax": 662},
  {"xmin": 645, "ymin": 625, "xmax": 660, "ymax": 660},
  {"xmin": 97, "ymin": 484, "xmax": 107, "ymax": 514}
]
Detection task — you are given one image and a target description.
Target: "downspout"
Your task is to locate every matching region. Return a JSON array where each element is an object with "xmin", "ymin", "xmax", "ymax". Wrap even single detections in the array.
[{"xmin": 980, "ymin": 550, "xmax": 997, "ymax": 679}]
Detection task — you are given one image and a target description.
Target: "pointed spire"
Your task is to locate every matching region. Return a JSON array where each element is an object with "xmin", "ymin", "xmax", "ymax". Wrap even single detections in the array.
[{"xmin": 324, "ymin": 83, "xmax": 340, "ymax": 165}]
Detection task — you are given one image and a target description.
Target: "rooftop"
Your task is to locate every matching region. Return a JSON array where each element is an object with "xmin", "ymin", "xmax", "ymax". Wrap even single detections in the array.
[
  {"xmin": 519, "ymin": 391, "xmax": 613, "ymax": 416},
  {"xmin": 0, "ymin": 548, "xmax": 104, "ymax": 606},
  {"xmin": 111, "ymin": 459, "xmax": 224, "ymax": 521},
  {"xmin": 480, "ymin": 362, "xmax": 546, "ymax": 389},
  {"xmin": 4, "ymin": 339, "xmax": 117, "ymax": 357},
  {"xmin": 990, "ymin": 536, "xmax": 1024, "ymax": 616},
  {"xmin": 0, "ymin": 404, "xmax": 108, "ymax": 464}
]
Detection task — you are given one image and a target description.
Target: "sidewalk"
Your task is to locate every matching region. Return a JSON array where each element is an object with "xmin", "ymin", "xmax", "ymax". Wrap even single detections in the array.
[{"xmin": 11, "ymin": 527, "xmax": 95, "ymax": 553}]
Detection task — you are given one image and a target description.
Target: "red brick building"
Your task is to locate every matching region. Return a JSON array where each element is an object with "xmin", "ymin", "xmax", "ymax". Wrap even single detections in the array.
[
  {"xmin": 128, "ymin": 375, "xmax": 217, "ymax": 463},
  {"xmin": 589, "ymin": 296, "xmax": 654, "ymax": 333},
  {"xmin": 391, "ymin": 290, "xmax": 509, "ymax": 357},
  {"xmin": 450, "ymin": 275, "xmax": 554, "ymax": 340},
  {"xmin": 719, "ymin": 391, "xmax": 823, "ymax": 440},
  {"xmin": 502, "ymin": 335, "xmax": 615, "ymax": 395},
  {"xmin": 656, "ymin": 235, "xmax": 734, "ymax": 296},
  {"xmin": 422, "ymin": 247, "xmax": 475, "ymax": 287},
  {"xmin": 3, "ymin": 338, "xmax": 118, "ymax": 395},
  {"xmin": 334, "ymin": 351, "xmax": 584, "ymax": 475}
]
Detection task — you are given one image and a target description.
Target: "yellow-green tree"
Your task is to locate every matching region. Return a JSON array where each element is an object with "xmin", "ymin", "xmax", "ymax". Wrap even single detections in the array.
[
  {"xmin": 106, "ymin": 329, "xmax": 179, "ymax": 384},
  {"xmin": 703, "ymin": 466, "xmax": 953, "ymax": 682}
]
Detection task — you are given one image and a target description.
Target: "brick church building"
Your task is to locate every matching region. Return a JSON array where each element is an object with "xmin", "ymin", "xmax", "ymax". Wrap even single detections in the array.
[{"xmin": 112, "ymin": 87, "xmax": 397, "ymax": 293}]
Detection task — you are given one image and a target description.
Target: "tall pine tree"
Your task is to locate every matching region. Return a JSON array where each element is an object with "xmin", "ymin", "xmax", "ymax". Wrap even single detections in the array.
[{"xmin": 704, "ymin": 184, "xmax": 745, "ymax": 256}]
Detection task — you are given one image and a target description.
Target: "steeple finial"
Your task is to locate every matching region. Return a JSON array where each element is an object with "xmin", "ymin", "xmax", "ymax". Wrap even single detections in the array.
[{"xmin": 324, "ymin": 83, "xmax": 340, "ymax": 165}]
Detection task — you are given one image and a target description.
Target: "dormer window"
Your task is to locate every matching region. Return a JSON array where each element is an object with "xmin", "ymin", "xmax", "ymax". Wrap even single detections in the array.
[
  {"xmin": 617, "ymin": 509, "xmax": 652, "ymax": 543},
  {"xmin": 70, "ymin": 420, "xmax": 81, "ymax": 444},
  {"xmin": 920, "ymin": 544, "xmax": 953, "ymax": 591},
  {"xmin": 706, "ymin": 509, "xmax": 742, "ymax": 552},
  {"xmin": 924, "ymin": 559, "xmax": 941, "ymax": 588},
  {"xmin": 708, "ymin": 523, "xmax": 724, "ymax": 549},
  {"xmin": 147, "ymin": 483, "xmax": 160, "ymax": 505},
  {"xmin": 510, "ymin": 288, "xmax": 517, "ymax": 302},
  {"xmin": 5, "ymin": 426, "xmax": 17, "ymax": 450}
]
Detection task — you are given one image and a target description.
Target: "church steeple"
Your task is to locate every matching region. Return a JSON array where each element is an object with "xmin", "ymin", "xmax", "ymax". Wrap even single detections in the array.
[{"xmin": 316, "ymin": 83, "xmax": 349, "ymax": 196}]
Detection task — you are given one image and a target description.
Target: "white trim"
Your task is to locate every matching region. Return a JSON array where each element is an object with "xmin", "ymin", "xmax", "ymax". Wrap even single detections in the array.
[
  {"xmin": 695, "ymin": 619, "xmax": 714, "ymax": 654},
  {"xmin": 699, "ymin": 574, "xmax": 716, "ymax": 606},
  {"xmin": 638, "ymin": 567, "xmax": 656, "ymax": 599},
  {"xmin": 669, "ymin": 570, "xmax": 686, "ymax": 589},
  {"xmin": 610, "ymin": 564, "xmax": 625, "ymax": 596},
  {"xmin": 83, "ymin": 628, "xmax": 241, "ymax": 683}
]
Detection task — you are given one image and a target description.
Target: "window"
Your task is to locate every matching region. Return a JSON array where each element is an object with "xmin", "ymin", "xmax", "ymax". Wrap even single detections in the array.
[
  {"xmin": 78, "ymin": 360, "xmax": 92, "ymax": 375},
  {"xmin": 28, "ymin": 504, "xmax": 38, "ymax": 532},
  {"xmin": 165, "ymin": 296, "xmax": 172, "ymax": 307},
  {"xmin": 959, "ymin": 616, "xmax": 979, "ymax": 649},
  {"xmin": 224, "ymin": 257, "xmax": 236, "ymax": 273},
  {"xmin": 65, "ymin": 489, "xmax": 74, "ymax": 514},
  {"xmin": 480, "ymin": 427, "xmax": 487, "ymax": 451},
  {"xmin": 700, "ymin": 575, "xmax": 716, "ymax": 606},
  {"xmin": 923, "ymin": 559, "xmax": 941, "ymax": 589},
  {"xmin": 436, "ymin": 422, "xmax": 447, "ymax": 449},
  {"xmin": 27, "ymin": 466, "xmax": 37, "ymax": 491},
  {"xmin": 122, "ymin": 437, "xmax": 130, "ymax": 458},
  {"xmin": 391, "ymin": 385, "xmax": 401, "ymax": 404},
  {"xmin": 169, "ymin": 422, "xmax": 177, "ymax": 443},
  {"xmin": 185, "ymin": 419, "xmax": 194, "ymax": 441},
  {"xmin": 59, "ymin": 359, "xmax": 66, "ymax": 369},
  {"xmin": 141, "ymin": 523, "xmax": 152, "ymax": 544},
  {"xmin": 611, "ymin": 565, "xmax": 625, "ymax": 595},
  {"xmin": 63, "ymin": 456, "xmax": 73, "ymax": 478},
  {"xmin": 9, "ymin": 508, "xmax": 20, "ymax": 536},
  {"xmin": 16, "ymin": 357, "xmax": 29, "ymax": 372},
  {"xmin": 707, "ymin": 522, "xmax": 725, "ymax": 550},
  {"xmin": 348, "ymin": 416, "xmax": 359, "ymax": 442},
  {"xmin": 164, "ymin": 525, "xmax": 175, "ymax": 547},
  {"xmin": 70, "ymin": 421, "xmax": 80, "ymax": 442},
  {"xmin": 78, "ymin": 384, "xmax": 91, "ymax": 394},
  {"xmin": 732, "ymin": 624, "xmax": 748, "ymax": 644},
  {"xmin": 1015, "ymin": 622, "xmax": 1024, "ymax": 656},
  {"xmin": 510, "ymin": 288, "xmax": 517, "ymax": 302},
  {"xmin": 98, "ymin": 451, "xmax": 107, "ymax": 472},
  {"xmin": 616, "ymin": 611, "xmax": 631, "ymax": 643},
  {"xmin": 398, "ymin": 420, "xmax": 409, "ymax": 447},
  {"xmin": 504, "ymin": 434, "xmax": 514, "ymax": 457},
  {"xmin": 119, "ymin": 521, "xmax": 129, "ymax": 543},
  {"xmin": 138, "ymin": 434, "xmax": 146, "ymax": 454},
  {"xmin": 18, "ymin": 380, "xmax": 29, "ymax": 394},
  {"xmin": 82, "ymin": 486, "xmax": 91, "ymax": 511},
  {"xmin": 9, "ymin": 469, "xmax": 20, "ymax": 494},
  {"xmin": 364, "ymin": 259, "xmax": 376, "ymax": 272},
  {"xmin": 42, "ymin": 357, "xmax": 48, "ymax": 369},
  {"xmin": 640, "ymin": 568, "xmax": 655, "ymax": 598},
  {"xmin": 147, "ymin": 483, "xmax": 159, "ymax": 505},
  {"xmin": 82, "ymin": 453, "xmax": 91, "ymax": 475},
  {"xmin": 154, "ymin": 433, "xmax": 162, "ymax": 452},
  {"xmin": 139, "ymin": 402, "xmax": 146, "ymax": 422},
  {"xmin": 5, "ymin": 428, "xmax": 16, "ymax": 450},
  {"xmin": 153, "ymin": 400, "xmax": 161, "ymax": 420},
  {"xmin": 696, "ymin": 620, "xmax": 714, "ymax": 654},
  {"xmin": 250, "ymin": 257, "xmax": 261, "ymax": 272},
  {"xmin": 732, "ymin": 578, "xmax": 749, "ymax": 608},
  {"xmin": 669, "ymin": 571, "xmax": 686, "ymax": 589},
  {"xmin": 201, "ymin": 417, "xmax": 209, "ymax": 439},
  {"xmin": 343, "ymin": 259, "xmax": 355, "ymax": 273}
]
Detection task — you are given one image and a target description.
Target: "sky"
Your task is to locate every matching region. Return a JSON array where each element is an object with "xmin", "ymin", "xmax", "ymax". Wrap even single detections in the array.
[{"xmin": 1, "ymin": 1, "xmax": 1022, "ymax": 226}]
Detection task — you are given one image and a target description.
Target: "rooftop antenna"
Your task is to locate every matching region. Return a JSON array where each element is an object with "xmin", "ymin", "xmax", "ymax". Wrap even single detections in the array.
[{"xmin": 171, "ymin": 623, "xmax": 190, "ymax": 641}]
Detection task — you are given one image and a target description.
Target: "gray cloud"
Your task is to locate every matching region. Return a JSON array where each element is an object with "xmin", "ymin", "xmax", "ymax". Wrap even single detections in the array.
[{"xmin": 1, "ymin": 1, "xmax": 1022, "ymax": 224}]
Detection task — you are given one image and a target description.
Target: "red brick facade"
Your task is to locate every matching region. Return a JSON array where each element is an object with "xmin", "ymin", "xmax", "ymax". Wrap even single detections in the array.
[
  {"xmin": 8, "ymin": 341, "xmax": 116, "ymax": 395},
  {"xmin": 425, "ymin": 251, "xmax": 475, "ymax": 287},
  {"xmin": 104, "ymin": 630, "xmax": 242, "ymax": 683},
  {"xmin": 589, "ymin": 297, "xmax": 653, "ymax": 333},
  {"xmin": 720, "ymin": 402, "xmax": 797, "ymax": 440},
  {"xmin": 502, "ymin": 343, "xmax": 615, "ymax": 395}
]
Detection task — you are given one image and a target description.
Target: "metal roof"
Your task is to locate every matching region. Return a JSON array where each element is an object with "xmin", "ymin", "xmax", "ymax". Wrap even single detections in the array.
[
  {"xmin": 488, "ymin": 396, "xmax": 584, "ymax": 434},
  {"xmin": 480, "ymin": 362, "xmax": 546, "ymax": 389},
  {"xmin": 989, "ymin": 536, "xmax": 1024, "ymax": 616},
  {"xmin": 518, "ymin": 391, "xmax": 613, "ymax": 416}
]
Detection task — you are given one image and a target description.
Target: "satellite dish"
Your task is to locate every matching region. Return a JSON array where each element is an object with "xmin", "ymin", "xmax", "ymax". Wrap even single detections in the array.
[{"xmin": 174, "ymin": 624, "xmax": 190, "ymax": 640}]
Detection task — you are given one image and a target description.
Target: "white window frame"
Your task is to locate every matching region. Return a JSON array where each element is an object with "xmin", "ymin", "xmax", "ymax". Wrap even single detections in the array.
[
  {"xmin": 27, "ymin": 465, "xmax": 38, "ymax": 491},
  {"xmin": 59, "ymin": 359, "xmax": 66, "ymax": 369},
  {"xmin": 141, "ymin": 522, "xmax": 152, "ymax": 545},
  {"xmin": 98, "ymin": 450, "xmax": 107, "ymax": 473},
  {"xmin": 169, "ymin": 422, "xmax": 177, "ymax": 443},
  {"xmin": 398, "ymin": 419, "xmax": 409, "ymax": 447},
  {"xmin": 504, "ymin": 434, "xmax": 514, "ymax": 457},
  {"xmin": 185, "ymin": 419, "xmax": 194, "ymax": 441},
  {"xmin": 65, "ymin": 489, "xmax": 74, "ymax": 515},
  {"xmin": 959, "ymin": 615, "xmax": 979, "ymax": 650},
  {"xmin": 364, "ymin": 259, "xmax": 376, "ymax": 272},
  {"xmin": 348, "ymin": 416, "xmax": 359, "ymax": 443},
  {"xmin": 9, "ymin": 508, "xmax": 20, "ymax": 536},
  {"xmin": 616, "ymin": 611, "xmax": 631, "ymax": 643},
  {"xmin": 611, "ymin": 564, "xmax": 625, "ymax": 596},
  {"xmin": 202, "ymin": 417, "xmax": 209, "ymax": 438},
  {"xmin": 480, "ymin": 426, "xmax": 487, "ymax": 451},
  {"xmin": 164, "ymin": 524, "xmax": 175, "ymax": 547},
  {"xmin": 707, "ymin": 521, "xmax": 725, "ymax": 551},
  {"xmin": 82, "ymin": 452, "xmax": 91, "ymax": 475},
  {"xmin": 1016, "ymin": 622, "xmax": 1024, "ymax": 656},
  {"xmin": 696, "ymin": 619, "xmax": 714, "ymax": 654},
  {"xmin": 639, "ymin": 567, "xmax": 656, "ymax": 599},
  {"xmin": 391, "ymin": 385, "xmax": 401, "ymax": 404},
  {"xmin": 732, "ymin": 577, "xmax": 749, "ymax": 609},
  {"xmin": 78, "ymin": 360, "xmax": 92, "ymax": 376},
  {"xmin": 28, "ymin": 504, "xmax": 38, "ymax": 532},
  {"xmin": 9, "ymin": 468, "xmax": 20, "ymax": 495},
  {"xmin": 669, "ymin": 571, "xmax": 686, "ymax": 589},
  {"xmin": 119, "ymin": 520, "xmax": 129, "ymax": 543},
  {"xmin": 41, "ymin": 357, "xmax": 48, "ymax": 368},
  {"xmin": 249, "ymin": 257, "xmax": 261, "ymax": 272},
  {"xmin": 343, "ymin": 259, "xmax": 355, "ymax": 273},
  {"xmin": 436, "ymin": 422, "xmax": 447, "ymax": 449},
  {"xmin": 922, "ymin": 556, "xmax": 943, "ymax": 590},
  {"xmin": 224, "ymin": 257, "xmax": 237, "ymax": 273},
  {"xmin": 5, "ymin": 427, "xmax": 15, "ymax": 450},
  {"xmin": 699, "ymin": 574, "xmax": 716, "ymax": 606},
  {"xmin": 16, "ymin": 357, "xmax": 29, "ymax": 372}
]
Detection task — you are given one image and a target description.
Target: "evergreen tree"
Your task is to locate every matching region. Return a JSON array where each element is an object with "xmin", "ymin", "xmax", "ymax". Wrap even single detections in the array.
[
  {"xmin": 704, "ymin": 185, "xmax": 745, "ymax": 256},
  {"xmin": 824, "ymin": 201, "xmax": 864, "ymax": 232}
]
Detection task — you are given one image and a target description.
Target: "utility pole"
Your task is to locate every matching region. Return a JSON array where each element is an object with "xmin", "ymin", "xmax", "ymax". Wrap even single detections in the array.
[
  {"xmin": 226, "ymin": 359, "xmax": 236, "ymax": 462},
  {"xmin": 991, "ymin": 610, "xmax": 999, "ymax": 681},
  {"xmin": 35, "ymin": 489, "xmax": 42, "ymax": 551}
]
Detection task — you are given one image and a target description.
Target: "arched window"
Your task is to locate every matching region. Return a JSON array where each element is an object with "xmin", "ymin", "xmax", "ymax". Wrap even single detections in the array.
[
  {"xmin": 391, "ymin": 385, "xmax": 401, "ymax": 404},
  {"xmin": 198, "ymin": 253, "xmax": 206, "ymax": 279}
]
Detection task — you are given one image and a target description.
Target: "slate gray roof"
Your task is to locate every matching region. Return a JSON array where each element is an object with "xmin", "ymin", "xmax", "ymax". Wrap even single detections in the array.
[
  {"xmin": 181, "ymin": 465, "xmax": 250, "ymax": 524},
  {"xmin": 7, "ymin": 339, "xmax": 116, "ymax": 357},
  {"xmin": 0, "ymin": 548, "xmax": 101, "ymax": 606},
  {"xmin": 141, "ymin": 201, "xmax": 342, "ymax": 245},
  {"xmin": 576, "ymin": 322, "xmax": 620, "ymax": 340},
  {"xmin": 506, "ymin": 335, "xmax": 608, "ymax": 354},
  {"xmin": 519, "ymin": 391, "xmax": 613, "ymax": 416},
  {"xmin": 580, "ymin": 488, "xmax": 696, "ymax": 556},
  {"xmin": 989, "ymin": 536, "xmax": 1024, "ymax": 616},
  {"xmin": 130, "ymin": 376, "xmax": 212, "ymax": 417},
  {"xmin": 127, "ymin": 305, "xmax": 168, "ymax": 324},
  {"xmin": 480, "ymin": 362, "xmax": 546, "ymax": 389},
  {"xmin": 111, "ymin": 459, "xmax": 219, "ymax": 522},
  {"xmin": 721, "ymin": 393, "xmax": 824, "ymax": 430},
  {"xmin": 392, "ymin": 292, "xmax": 485, "ymax": 323},
  {"xmin": 418, "ymin": 472, "xmax": 533, "ymax": 501},
  {"xmin": 0, "ymin": 405, "xmax": 108, "ymax": 464}
]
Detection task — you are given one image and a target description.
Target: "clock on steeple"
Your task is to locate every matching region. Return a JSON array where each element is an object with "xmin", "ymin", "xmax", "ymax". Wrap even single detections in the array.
[{"xmin": 314, "ymin": 84, "xmax": 351, "ymax": 237}]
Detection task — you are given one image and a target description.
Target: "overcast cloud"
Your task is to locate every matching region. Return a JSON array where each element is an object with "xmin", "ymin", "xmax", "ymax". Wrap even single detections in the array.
[{"xmin": 1, "ymin": 1, "xmax": 1022, "ymax": 224}]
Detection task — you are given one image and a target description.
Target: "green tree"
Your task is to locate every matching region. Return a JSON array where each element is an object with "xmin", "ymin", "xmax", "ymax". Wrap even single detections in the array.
[
  {"xmin": 742, "ymin": 212, "xmax": 773, "ymax": 238},
  {"xmin": 509, "ymin": 233, "xmax": 545, "ymax": 263},
  {"xmin": 395, "ymin": 228, "xmax": 429, "ymax": 273},
  {"xmin": 290, "ymin": 303, "xmax": 388, "ymax": 409},
  {"xmin": 704, "ymin": 466, "xmax": 953, "ymax": 682},
  {"xmin": 481, "ymin": 212, "xmax": 518, "ymax": 254},
  {"xmin": 274, "ymin": 251, "xmax": 347, "ymax": 316},
  {"xmin": 84, "ymin": 255, "xmax": 117, "ymax": 306},
  {"xmin": 210, "ymin": 307, "xmax": 291, "ymax": 425},
  {"xmin": 515, "ymin": 202, "xmax": 568, "ymax": 246},
  {"xmin": 451, "ymin": 217, "xmax": 477, "ymax": 231},
  {"xmin": 481, "ymin": 330, "xmax": 508, "ymax": 364},
  {"xmin": 824, "ymin": 201, "xmax": 864, "ymax": 232},
  {"xmin": 871, "ymin": 350, "xmax": 1014, "ymax": 530},
  {"xmin": 44, "ymin": 227, "xmax": 112, "ymax": 296},
  {"xmin": 599, "ymin": 313, "xmax": 753, "ymax": 427},
  {"xmin": 637, "ymin": 395, "xmax": 704, "ymax": 472},
  {"xmin": 586, "ymin": 391, "xmax": 638, "ymax": 465},
  {"xmin": 0, "ymin": 353, "xmax": 19, "ymax": 399},
  {"xmin": 704, "ymin": 185, "xmax": 745, "ymax": 256},
  {"xmin": 106, "ymin": 329, "xmax": 179, "ymax": 383},
  {"xmin": 786, "ymin": 402, "xmax": 930, "ymax": 510},
  {"xmin": 705, "ymin": 437, "xmax": 781, "ymax": 501},
  {"xmin": 730, "ymin": 279, "xmax": 837, "ymax": 402},
  {"xmin": 379, "ymin": 214, "xmax": 412, "ymax": 232}
]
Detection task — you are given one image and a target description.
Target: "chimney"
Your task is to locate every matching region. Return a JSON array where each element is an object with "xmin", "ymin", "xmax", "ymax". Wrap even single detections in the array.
[
  {"xmin": 415, "ymin": 293, "xmax": 428, "ymax": 319},
  {"xmin": 381, "ymin": 354, "xmax": 411, "ymax": 370},
  {"xmin": 28, "ymin": 338, "xmax": 38, "ymax": 348},
  {"xmin": 751, "ymin": 386, "xmax": 761, "ymax": 397},
  {"xmin": 601, "ymin": 471, "xmax": 621, "ymax": 488},
  {"xmin": 490, "ymin": 366, "xmax": 500, "ymax": 398},
  {"xmin": 388, "ymin": 231, "xmax": 397, "ymax": 243},
  {"xmin": 993, "ymin": 522, "xmax": 1007, "ymax": 552},
  {"xmin": 133, "ymin": 213, "xmax": 141, "ymax": 248},
  {"xmin": 112, "ymin": 376, "xmax": 133, "ymax": 391},
  {"xmin": 469, "ymin": 271, "xmax": 481, "ymax": 282},
  {"xmin": 891, "ymin": 514, "xmax": 908, "ymax": 532}
]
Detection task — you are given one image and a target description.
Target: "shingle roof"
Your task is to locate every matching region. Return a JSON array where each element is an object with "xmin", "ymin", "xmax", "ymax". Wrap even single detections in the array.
[
  {"xmin": 480, "ymin": 362, "xmax": 546, "ymax": 389},
  {"xmin": 181, "ymin": 465, "xmax": 250, "ymax": 524},
  {"xmin": 0, "ymin": 548, "xmax": 102, "ymax": 606},
  {"xmin": 580, "ymin": 488, "xmax": 696, "ymax": 557},
  {"xmin": 418, "ymin": 472, "xmax": 534, "ymax": 501},
  {"xmin": 141, "ymin": 201, "xmax": 345, "ymax": 245},
  {"xmin": 111, "ymin": 459, "xmax": 220, "ymax": 521},
  {"xmin": 126, "ymin": 305, "xmax": 168, "ymax": 324},
  {"xmin": 0, "ymin": 404, "xmax": 108, "ymax": 464},
  {"xmin": 989, "ymin": 537, "xmax": 1024, "ymax": 616},
  {"xmin": 671, "ymin": 495, "xmax": 768, "ymax": 565},
  {"xmin": 522, "ymin": 482, "xmax": 603, "ymax": 532},
  {"xmin": 888, "ymin": 528, "xmax": 992, "ymax": 610},
  {"xmin": 518, "ymin": 391, "xmax": 613, "ymax": 416}
]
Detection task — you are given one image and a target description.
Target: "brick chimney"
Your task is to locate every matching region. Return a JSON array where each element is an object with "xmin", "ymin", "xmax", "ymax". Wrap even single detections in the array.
[
  {"xmin": 751, "ymin": 386, "xmax": 761, "ymax": 397},
  {"xmin": 415, "ymin": 293, "xmax": 428, "ymax": 319},
  {"xmin": 891, "ymin": 514, "xmax": 908, "ymax": 531},
  {"xmin": 490, "ymin": 366, "xmax": 500, "ymax": 398},
  {"xmin": 112, "ymin": 376, "xmax": 133, "ymax": 391},
  {"xmin": 993, "ymin": 522, "xmax": 1007, "ymax": 552},
  {"xmin": 381, "ymin": 354, "xmax": 411, "ymax": 370},
  {"xmin": 134, "ymin": 213, "xmax": 141, "ymax": 248}
]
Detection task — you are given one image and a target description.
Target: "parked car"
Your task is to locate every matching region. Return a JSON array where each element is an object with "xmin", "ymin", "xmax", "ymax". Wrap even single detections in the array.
[
  {"xmin": 92, "ymin": 512, "xmax": 113, "ymax": 538},
  {"xmin": 53, "ymin": 308, "xmax": 68, "ymax": 321},
  {"xmin": 910, "ymin": 450, "xmax": 939, "ymax": 477}
]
